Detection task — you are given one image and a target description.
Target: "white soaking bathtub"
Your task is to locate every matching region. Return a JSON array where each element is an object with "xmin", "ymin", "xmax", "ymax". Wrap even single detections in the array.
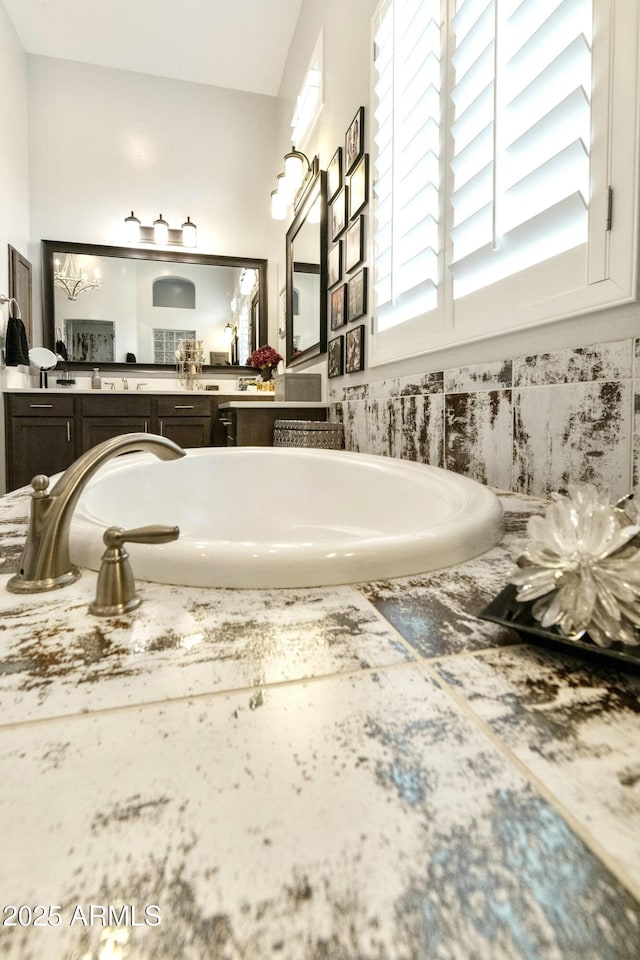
[{"xmin": 70, "ymin": 447, "xmax": 503, "ymax": 589}]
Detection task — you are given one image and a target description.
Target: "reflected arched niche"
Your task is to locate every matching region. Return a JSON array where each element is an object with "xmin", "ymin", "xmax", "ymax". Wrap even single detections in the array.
[{"xmin": 152, "ymin": 276, "xmax": 196, "ymax": 309}]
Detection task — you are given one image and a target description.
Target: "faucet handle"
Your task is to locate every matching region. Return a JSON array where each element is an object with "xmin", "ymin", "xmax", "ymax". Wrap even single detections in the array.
[
  {"xmin": 89, "ymin": 524, "xmax": 179, "ymax": 617},
  {"xmin": 104, "ymin": 525, "xmax": 180, "ymax": 547}
]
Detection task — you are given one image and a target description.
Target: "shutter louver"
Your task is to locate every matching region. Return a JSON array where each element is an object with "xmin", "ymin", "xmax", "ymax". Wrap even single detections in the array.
[
  {"xmin": 450, "ymin": 0, "xmax": 592, "ymax": 298},
  {"xmin": 373, "ymin": 0, "xmax": 441, "ymax": 331}
]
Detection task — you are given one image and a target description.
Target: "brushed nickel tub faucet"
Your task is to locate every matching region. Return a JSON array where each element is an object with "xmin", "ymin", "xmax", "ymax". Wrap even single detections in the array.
[{"xmin": 7, "ymin": 433, "xmax": 186, "ymax": 594}]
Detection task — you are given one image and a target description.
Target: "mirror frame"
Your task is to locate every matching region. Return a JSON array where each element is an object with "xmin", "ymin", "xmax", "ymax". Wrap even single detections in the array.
[
  {"xmin": 285, "ymin": 169, "xmax": 327, "ymax": 367},
  {"xmin": 41, "ymin": 239, "xmax": 268, "ymax": 372}
]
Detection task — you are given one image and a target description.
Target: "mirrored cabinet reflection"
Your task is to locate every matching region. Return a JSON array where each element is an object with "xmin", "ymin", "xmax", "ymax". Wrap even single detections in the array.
[{"xmin": 285, "ymin": 169, "xmax": 328, "ymax": 367}]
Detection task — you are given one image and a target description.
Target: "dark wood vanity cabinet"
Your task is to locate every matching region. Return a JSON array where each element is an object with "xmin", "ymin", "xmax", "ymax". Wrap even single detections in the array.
[
  {"xmin": 156, "ymin": 396, "xmax": 212, "ymax": 448},
  {"xmin": 6, "ymin": 394, "xmax": 77, "ymax": 490},
  {"xmin": 4, "ymin": 391, "xmax": 263, "ymax": 491},
  {"xmin": 79, "ymin": 394, "xmax": 153, "ymax": 450},
  {"xmin": 220, "ymin": 404, "xmax": 329, "ymax": 446}
]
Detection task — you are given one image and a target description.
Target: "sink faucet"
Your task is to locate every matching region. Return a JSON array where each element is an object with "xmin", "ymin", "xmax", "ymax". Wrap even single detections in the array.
[{"xmin": 7, "ymin": 433, "xmax": 186, "ymax": 594}]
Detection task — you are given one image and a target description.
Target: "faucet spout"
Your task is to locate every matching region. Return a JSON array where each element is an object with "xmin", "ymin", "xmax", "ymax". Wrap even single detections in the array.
[{"xmin": 7, "ymin": 433, "xmax": 186, "ymax": 594}]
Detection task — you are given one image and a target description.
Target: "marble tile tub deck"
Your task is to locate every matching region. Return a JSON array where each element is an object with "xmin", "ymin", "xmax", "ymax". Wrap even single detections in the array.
[{"xmin": 0, "ymin": 486, "xmax": 639, "ymax": 959}]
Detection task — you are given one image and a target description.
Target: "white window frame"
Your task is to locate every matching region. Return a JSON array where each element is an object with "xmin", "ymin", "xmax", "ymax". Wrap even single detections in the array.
[{"xmin": 368, "ymin": 0, "xmax": 640, "ymax": 369}]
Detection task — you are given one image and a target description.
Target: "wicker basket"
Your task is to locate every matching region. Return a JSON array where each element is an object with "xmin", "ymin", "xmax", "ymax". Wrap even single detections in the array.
[{"xmin": 273, "ymin": 419, "xmax": 344, "ymax": 449}]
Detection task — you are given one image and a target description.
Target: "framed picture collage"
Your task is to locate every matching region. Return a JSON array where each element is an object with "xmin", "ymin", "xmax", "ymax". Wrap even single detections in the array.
[{"xmin": 327, "ymin": 106, "xmax": 368, "ymax": 378}]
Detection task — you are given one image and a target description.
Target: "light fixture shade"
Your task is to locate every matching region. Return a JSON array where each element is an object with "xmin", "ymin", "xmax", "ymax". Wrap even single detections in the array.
[
  {"xmin": 283, "ymin": 148, "xmax": 309, "ymax": 194},
  {"xmin": 181, "ymin": 216, "xmax": 197, "ymax": 246},
  {"xmin": 275, "ymin": 171, "xmax": 295, "ymax": 206},
  {"xmin": 153, "ymin": 214, "xmax": 169, "ymax": 245},
  {"xmin": 124, "ymin": 211, "xmax": 141, "ymax": 244}
]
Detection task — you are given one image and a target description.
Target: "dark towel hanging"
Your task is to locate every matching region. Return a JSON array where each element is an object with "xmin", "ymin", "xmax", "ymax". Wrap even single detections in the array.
[
  {"xmin": 55, "ymin": 327, "xmax": 68, "ymax": 360},
  {"xmin": 5, "ymin": 313, "xmax": 30, "ymax": 366}
]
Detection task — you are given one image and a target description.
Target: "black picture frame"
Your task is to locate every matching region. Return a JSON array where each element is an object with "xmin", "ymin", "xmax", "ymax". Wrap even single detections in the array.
[
  {"xmin": 327, "ymin": 146, "xmax": 343, "ymax": 203},
  {"xmin": 345, "ymin": 106, "xmax": 365, "ymax": 175},
  {"xmin": 330, "ymin": 187, "xmax": 348, "ymax": 241},
  {"xmin": 8, "ymin": 245, "xmax": 33, "ymax": 345},
  {"xmin": 348, "ymin": 267, "xmax": 367, "ymax": 322},
  {"xmin": 330, "ymin": 283, "xmax": 347, "ymax": 330},
  {"xmin": 328, "ymin": 241, "xmax": 342, "ymax": 288},
  {"xmin": 345, "ymin": 216, "xmax": 365, "ymax": 272},
  {"xmin": 345, "ymin": 324, "xmax": 365, "ymax": 374},
  {"xmin": 328, "ymin": 335, "xmax": 344, "ymax": 378},
  {"xmin": 349, "ymin": 154, "xmax": 369, "ymax": 220}
]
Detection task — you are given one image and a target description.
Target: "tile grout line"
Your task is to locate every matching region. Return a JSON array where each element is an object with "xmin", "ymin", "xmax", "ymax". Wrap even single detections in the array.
[
  {"xmin": 356, "ymin": 587, "xmax": 525, "ymax": 666},
  {"xmin": 0, "ymin": 589, "xmax": 521, "ymax": 735},
  {"xmin": 0, "ymin": 658, "xmax": 420, "ymax": 734},
  {"xmin": 420, "ymin": 659, "xmax": 640, "ymax": 904}
]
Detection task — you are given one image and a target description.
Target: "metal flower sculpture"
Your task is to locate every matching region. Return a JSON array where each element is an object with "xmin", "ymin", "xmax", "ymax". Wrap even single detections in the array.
[{"xmin": 510, "ymin": 484, "xmax": 640, "ymax": 647}]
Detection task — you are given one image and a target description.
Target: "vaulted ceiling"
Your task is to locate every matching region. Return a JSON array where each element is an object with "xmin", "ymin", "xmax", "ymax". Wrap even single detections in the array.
[{"xmin": 3, "ymin": 0, "xmax": 303, "ymax": 96}]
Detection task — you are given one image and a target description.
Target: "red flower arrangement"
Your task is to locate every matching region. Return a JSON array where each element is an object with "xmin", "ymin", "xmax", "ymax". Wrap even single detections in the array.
[{"xmin": 247, "ymin": 345, "xmax": 283, "ymax": 370}]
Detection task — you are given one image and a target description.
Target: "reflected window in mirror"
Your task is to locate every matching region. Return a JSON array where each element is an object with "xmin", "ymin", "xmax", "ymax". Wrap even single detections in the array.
[
  {"xmin": 42, "ymin": 240, "xmax": 268, "ymax": 372},
  {"xmin": 285, "ymin": 169, "xmax": 327, "ymax": 367},
  {"xmin": 153, "ymin": 328, "xmax": 196, "ymax": 364}
]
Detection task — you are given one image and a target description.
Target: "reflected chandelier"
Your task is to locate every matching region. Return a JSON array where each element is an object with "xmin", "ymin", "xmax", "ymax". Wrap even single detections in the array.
[{"xmin": 53, "ymin": 254, "xmax": 102, "ymax": 301}]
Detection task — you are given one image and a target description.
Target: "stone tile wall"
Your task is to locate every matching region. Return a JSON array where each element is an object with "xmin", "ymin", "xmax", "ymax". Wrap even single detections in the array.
[{"xmin": 330, "ymin": 337, "xmax": 640, "ymax": 500}]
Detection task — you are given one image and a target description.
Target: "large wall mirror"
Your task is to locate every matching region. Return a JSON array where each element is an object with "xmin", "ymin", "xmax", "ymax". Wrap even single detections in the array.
[
  {"xmin": 42, "ymin": 240, "xmax": 268, "ymax": 372},
  {"xmin": 285, "ymin": 169, "xmax": 327, "ymax": 367}
]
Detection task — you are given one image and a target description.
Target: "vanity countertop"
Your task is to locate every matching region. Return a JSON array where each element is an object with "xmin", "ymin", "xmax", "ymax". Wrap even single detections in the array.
[
  {"xmin": 0, "ymin": 483, "xmax": 638, "ymax": 959},
  {"xmin": 218, "ymin": 400, "xmax": 328, "ymax": 409},
  {"xmin": 3, "ymin": 387, "xmax": 262, "ymax": 396}
]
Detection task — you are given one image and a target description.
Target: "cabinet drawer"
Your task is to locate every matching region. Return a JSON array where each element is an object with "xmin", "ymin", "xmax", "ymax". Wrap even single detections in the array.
[
  {"xmin": 80, "ymin": 395, "xmax": 152, "ymax": 416},
  {"xmin": 156, "ymin": 396, "xmax": 211, "ymax": 416},
  {"xmin": 9, "ymin": 394, "xmax": 74, "ymax": 417}
]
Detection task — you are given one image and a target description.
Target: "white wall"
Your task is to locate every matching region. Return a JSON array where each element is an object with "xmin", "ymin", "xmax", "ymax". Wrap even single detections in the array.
[
  {"xmin": 273, "ymin": 0, "xmax": 377, "ymax": 373},
  {"xmin": 275, "ymin": 0, "xmax": 640, "ymax": 387},
  {"xmin": 0, "ymin": 3, "xmax": 29, "ymax": 295},
  {"xmin": 0, "ymin": 2, "xmax": 31, "ymax": 494},
  {"xmin": 27, "ymin": 55, "xmax": 283, "ymax": 346}
]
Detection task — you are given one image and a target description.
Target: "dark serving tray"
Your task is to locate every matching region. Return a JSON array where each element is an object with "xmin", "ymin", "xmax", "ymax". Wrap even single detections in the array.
[{"xmin": 479, "ymin": 583, "xmax": 640, "ymax": 672}]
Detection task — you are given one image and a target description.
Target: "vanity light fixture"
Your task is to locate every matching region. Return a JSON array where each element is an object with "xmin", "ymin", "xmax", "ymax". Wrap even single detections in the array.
[
  {"xmin": 53, "ymin": 254, "xmax": 102, "ymax": 301},
  {"xmin": 270, "ymin": 188, "xmax": 288, "ymax": 221},
  {"xmin": 124, "ymin": 211, "xmax": 141, "ymax": 243},
  {"xmin": 270, "ymin": 147, "xmax": 313, "ymax": 220},
  {"xmin": 181, "ymin": 216, "xmax": 197, "ymax": 246},
  {"xmin": 123, "ymin": 211, "xmax": 198, "ymax": 247},
  {"xmin": 153, "ymin": 214, "xmax": 169, "ymax": 245}
]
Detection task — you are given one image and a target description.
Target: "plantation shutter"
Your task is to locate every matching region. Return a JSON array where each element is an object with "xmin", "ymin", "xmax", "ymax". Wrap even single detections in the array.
[
  {"xmin": 372, "ymin": 0, "xmax": 441, "ymax": 331},
  {"xmin": 450, "ymin": 0, "xmax": 593, "ymax": 299}
]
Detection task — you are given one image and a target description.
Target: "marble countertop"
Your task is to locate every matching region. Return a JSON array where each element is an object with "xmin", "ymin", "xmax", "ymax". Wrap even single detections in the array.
[{"xmin": 0, "ymin": 483, "xmax": 638, "ymax": 959}]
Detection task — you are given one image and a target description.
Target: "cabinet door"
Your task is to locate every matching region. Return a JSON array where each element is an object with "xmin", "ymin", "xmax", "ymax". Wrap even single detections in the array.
[
  {"xmin": 81, "ymin": 416, "xmax": 150, "ymax": 450},
  {"xmin": 156, "ymin": 397, "xmax": 211, "ymax": 448},
  {"xmin": 158, "ymin": 417, "xmax": 211, "ymax": 448},
  {"xmin": 9, "ymin": 418, "xmax": 75, "ymax": 490}
]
